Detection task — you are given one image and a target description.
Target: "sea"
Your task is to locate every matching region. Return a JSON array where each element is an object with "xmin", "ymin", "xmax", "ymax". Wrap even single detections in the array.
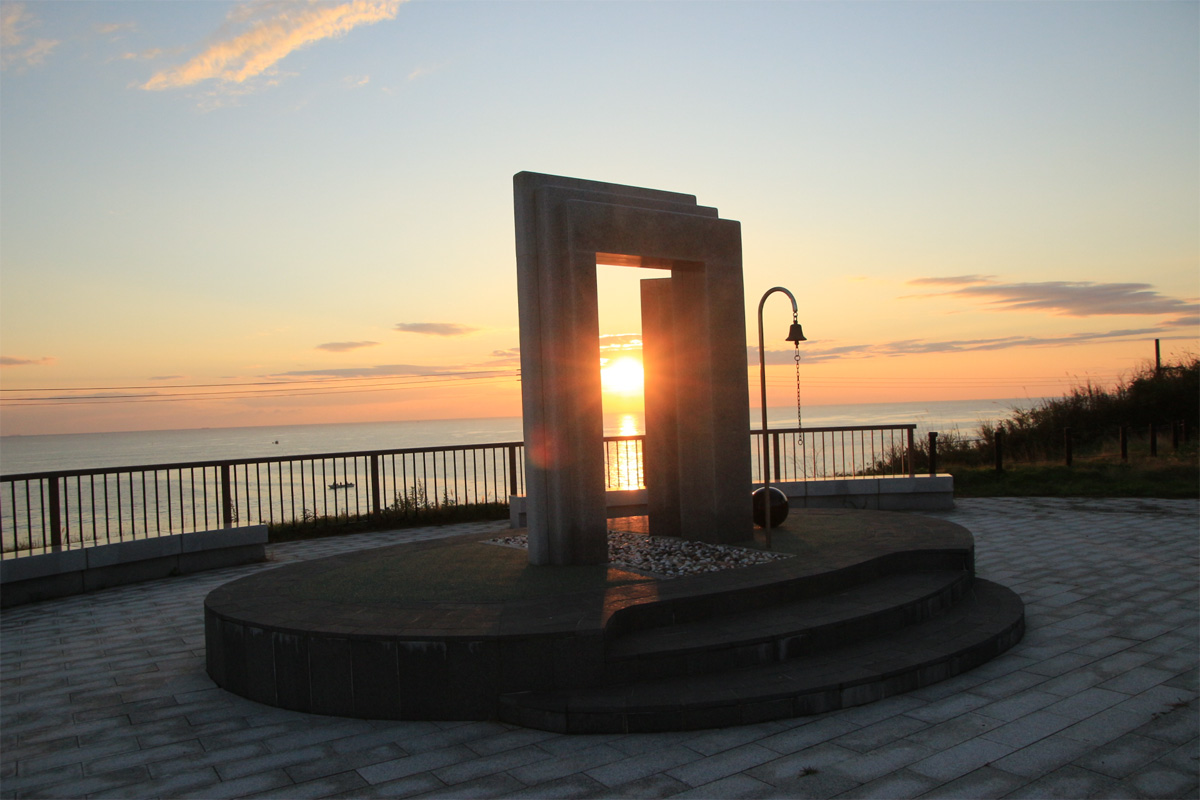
[{"xmin": 0, "ymin": 398, "xmax": 1041, "ymax": 476}]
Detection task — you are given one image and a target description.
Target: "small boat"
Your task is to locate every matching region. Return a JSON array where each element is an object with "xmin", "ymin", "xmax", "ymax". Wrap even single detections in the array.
[{"xmin": 328, "ymin": 481, "xmax": 355, "ymax": 490}]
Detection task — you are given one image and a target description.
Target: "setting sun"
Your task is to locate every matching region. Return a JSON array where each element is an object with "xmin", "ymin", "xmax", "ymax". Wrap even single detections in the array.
[{"xmin": 601, "ymin": 356, "xmax": 644, "ymax": 397}]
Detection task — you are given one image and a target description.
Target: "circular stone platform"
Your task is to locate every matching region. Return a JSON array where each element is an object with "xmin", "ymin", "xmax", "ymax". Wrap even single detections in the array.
[{"xmin": 204, "ymin": 509, "xmax": 1024, "ymax": 730}]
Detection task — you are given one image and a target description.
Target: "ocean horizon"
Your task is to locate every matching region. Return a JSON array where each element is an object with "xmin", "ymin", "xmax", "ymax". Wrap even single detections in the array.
[{"xmin": 0, "ymin": 396, "xmax": 1043, "ymax": 475}]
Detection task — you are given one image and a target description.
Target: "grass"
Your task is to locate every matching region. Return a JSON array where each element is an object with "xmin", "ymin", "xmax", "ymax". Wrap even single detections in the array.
[{"xmin": 950, "ymin": 455, "xmax": 1199, "ymax": 499}]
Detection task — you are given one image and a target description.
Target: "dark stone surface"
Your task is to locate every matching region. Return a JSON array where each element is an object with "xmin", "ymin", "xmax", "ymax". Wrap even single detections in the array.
[{"xmin": 202, "ymin": 510, "xmax": 1023, "ymax": 730}]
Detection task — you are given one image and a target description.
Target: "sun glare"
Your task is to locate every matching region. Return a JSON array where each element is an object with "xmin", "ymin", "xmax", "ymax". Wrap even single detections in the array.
[{"xmin": 601, "ymin": 356, "xmax": 644, "ymax": 396}]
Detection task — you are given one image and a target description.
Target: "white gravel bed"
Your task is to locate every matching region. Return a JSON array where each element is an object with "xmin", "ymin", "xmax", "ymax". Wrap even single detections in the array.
[{"xmin": 486, "ymin": 530, "xmax": 792, "ymax": 579}]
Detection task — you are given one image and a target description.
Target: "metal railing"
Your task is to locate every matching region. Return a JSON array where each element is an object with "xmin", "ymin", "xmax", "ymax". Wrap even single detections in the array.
[
  {"xmin": 2, "ymin": 424, "xmax": 916, "ymax": 557},
  {"xmin": 752, "ymin": 425, "xmax": 917, "ymax": 482}
]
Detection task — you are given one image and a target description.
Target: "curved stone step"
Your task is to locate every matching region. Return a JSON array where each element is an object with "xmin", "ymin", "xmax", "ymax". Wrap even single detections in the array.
[
  {"xmin": 498, "ymin": 578, "xmax": 1025, "ymax": 734},
  {"xmin": 604, "ymin": 570, "xmax": 971, "ymax": 684}
]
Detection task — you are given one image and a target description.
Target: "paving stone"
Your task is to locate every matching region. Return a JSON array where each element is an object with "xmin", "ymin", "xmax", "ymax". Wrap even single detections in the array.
[
  {"xmin": 831, "ymin": 767, "xmax": 938, "ymax": 798},
  {"xmin": 907, "ymin": 737, "xmax": 1016, "ymax": 782},
  {"xmin": 988, "ymin": 734, "xmax": 1093, "ymax": 778},
  {"xmin": 756, "ymin": 717, "xmax": 860, "ymax": 755},
  {"xmin": 666, "ymin": 742, "xmax": 779, "ymax": 787},
  {"xmin": 978, "ymin": 710, "xmax": 1077, "ymax": 749},
  {"xmin": 912, "ymin": 764, "xmax": 1028, "ymax": 798},
  {"xmin": 431, "ymin": 744, "xmax": 551, "ymax": 786},
  {"xmin": 904, "ymin": 712, "xmax": 1005, "ymax": 750},
  {"xmin": 9, "ymin": 766, "xmax": 150, "ymax": 799},
  {"xmin": 1001, "ymin": 764, "xmax": 1127, "ymax": 799},
  {"xmin": 175, "ymin": 768, "xmax": 294, "ymax": 799},
  {"xmin": 240, "ymin": 769, "xmax": 370, "ymax": 799},
  {"xmin": 748, "ymin": 743, "xmax": 860, "ymax": 786},
  {"xmin": 497, "ymin": 772, "xmax": 609, "ymax": 799},
  {"xmin": 1127, "ymin": 765, "xmax": 1200, "ymax": 800},
  {"xmin": 464, "ymin": 726, "xmax": 560, "ymax": 757},
  {"xmin": 215, "ymin": 743, "xmax": 332, "ymax": 782},
  {"xmin": 505, "ymin": 743, "xmax": 623, "ymax": 786},
  {"xmin": 356, "ymin": 745, "xmax": 477, "ymax": 785},
  {"xmin": 830, "ymin": 714, "xmax": 928, "ymax": 753},
  {"xmin": 410, "ymin": 772, "xmax": 525, "ymax": 798},
  {"xmin": 85, "ymin": 767, "xmax": 223, "ymax": 799},
  {"xmin": 328, "ymin": 771, "xmax": 445, "ymax": 799},
  {"xmin": 282, "ymin": 743, "xmax": 407, "ymax": 784},
  {"xmin": 583, "ymin": 744, "xmax": 705, "ymax": 787},
  {"xmin": 1074, "ymin": 731, "xmax": 1177, "ymax": 779},
  {"xmin": 604, "ymin": 772, "xmax": 692, "ymax": 798},
  {"xmin": 821, "ymin": 739, "xmax": 936, "ymax": 784},
  {"xmin": 671, "ymin": 773, "xmax": 774, "ymax": 798},
  {"xmin": 2, "ymin": 500, "xmax": 1195, "ymax": 800}
]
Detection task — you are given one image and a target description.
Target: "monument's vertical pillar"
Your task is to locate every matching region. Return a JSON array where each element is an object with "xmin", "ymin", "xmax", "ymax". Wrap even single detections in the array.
[
  {"xmin": 515, "ymin": 175, "xmax": 609, "ymax": 565},
  {"xmin": 701, "ymin": 237, "xmax": 755, "ymax": 538},
  {"xmin": 641, "ymin": 278, "xmax": 682, "ymax": 538}
]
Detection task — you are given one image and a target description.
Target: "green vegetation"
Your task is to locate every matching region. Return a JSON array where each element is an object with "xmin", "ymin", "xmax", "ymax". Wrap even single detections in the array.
[
  {"xmin": 268, "ymin": 483, "xmax": 509, "ymax": 544},
  {"xmin": 911, "ymin": 356, "xmax": 1199, "ymax": 498}
]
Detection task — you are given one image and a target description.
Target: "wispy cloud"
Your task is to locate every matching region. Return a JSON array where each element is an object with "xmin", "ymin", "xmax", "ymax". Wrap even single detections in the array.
[
  {"xmin": 95, "ymin": 21, "xmax": 137, "ymax": 37},
  {"xmin": 271, "ymin": 364, "xmax": 508, "ymax": 379},
  {"xmin": 148, "ymin": 375, "xmax": 185, "ymax": 381},
  {"xmin": 142, "ymin": 0, "xmax": 404, "ymax": 92},
  {"xmin": 1, "ymin": 3, "xmax": 60, "ymax": 70},
  {"xmin": 908, "ymin": 276, "xmax": 1198, "ymax": 321},
  {"xmin": 0, "ymin": 355, "xmax": 54, "ymax": 367},
  {"xmin": 394, "ymin": 322, "xmax": 479, "ymax": 337},
  {"xmin": 489, "ymin": 347, "xmax": 521, "ymax": 365},
  {"xmin": 599, "ymin": 334, "xmax": 643, "ymax": 352},
  {"xmin": 316, "ymin": 340, "xmax": 379, "ymax": 352},
  {"xmin": 754, "ymin": 326, "xmax": 1178, "ymax": 365},
  {"xmin": 120, "ymin": 47, "xmax": 166, "ymax": 62}
]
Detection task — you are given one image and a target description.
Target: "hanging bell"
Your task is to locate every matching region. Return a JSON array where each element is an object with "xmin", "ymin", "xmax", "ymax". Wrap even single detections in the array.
[{"xmin": 786, "ymin": 322, "xmax": 807, "ymax": 343}]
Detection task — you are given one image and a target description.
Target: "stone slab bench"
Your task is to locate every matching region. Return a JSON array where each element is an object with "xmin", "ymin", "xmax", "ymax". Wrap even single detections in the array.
[
  {"xmin": 0, "ymin": 525, "xmax": 268, "ymax": 608},
  {"xmin": 508, "ymin": 475, "xmax": 954, "ymax": 528}
]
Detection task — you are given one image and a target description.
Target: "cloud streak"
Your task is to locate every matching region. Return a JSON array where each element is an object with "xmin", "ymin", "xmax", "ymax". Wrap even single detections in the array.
[
  {"xmin": 142, "ymin": 0, "xmax": 404, "ymax": 91},
  {"xmin": 754, "ymin": 325, "xmax": 1181, "ymax": 366},
  {"xmin": 1, "ymin": 3, "xmax": 59, "ymax": 70},
  {"xmin": 908, "ymin": 276, "xmax": 1198, "ymax": 322},
  {"xmin": 1, "ymin": 356, "xmax": 54, "ymax": 367},
  {"xmin": 394, "ymin": 322, "xmax": 479, "ymax": 337},
  {"xmin": 271, "ymin": 364, "xmax": 508, "ymax": 380},
  {"xmin": 316, "ymin": 341, "xmax": 379, "ymax": 352}
]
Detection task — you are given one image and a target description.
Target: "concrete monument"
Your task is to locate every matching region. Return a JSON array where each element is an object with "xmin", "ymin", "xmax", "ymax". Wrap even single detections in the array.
[{"xmin": 514, "ymin": 172, "xmax": 753, "ymax": 565}]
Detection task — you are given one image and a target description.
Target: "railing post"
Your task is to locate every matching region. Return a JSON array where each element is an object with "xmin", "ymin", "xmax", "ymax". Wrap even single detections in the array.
[
  {"xmin": 48, "ymin": 476, "xmax": 63, "ymax": 549},
  {"xmin": 994, "ymin": 428, "xmax": 1005, "ymax": 473},
  {"xmin": 928, "ymin": 431, "xmax": 938, "ymax": 477},
  {"xmin": 370, "ymin": 455, "xmax": 381, "ymax": 515},
  {"xmin": 1120, "ymin": 426, "xmax": 1128, "ymax": 462},
  {"xmin": 772, "ymin": 432, "xmax": 781, "ymax": 481},
  {"xmin": 907, "ymin": 428, "xmax": 915, "ymax": 477},
  {"xmin": 507, "ymin": 445, "xmax": 518, "ymax": 498},
  {"xmin": 220, "ymin": 464, "xmax": 233, "ymax": 528},
  {"xmin": 1064, "ymin": 428, "xmax": 1072, "ymax": 467}
]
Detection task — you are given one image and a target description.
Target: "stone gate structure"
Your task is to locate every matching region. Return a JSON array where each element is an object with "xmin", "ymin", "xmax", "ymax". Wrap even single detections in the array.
[{"xmin": 514, "ymin": 172, "xmax": 753, "ymax": 565}]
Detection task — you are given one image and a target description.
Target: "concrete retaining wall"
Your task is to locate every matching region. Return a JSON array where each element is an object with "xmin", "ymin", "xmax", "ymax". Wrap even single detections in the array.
[
  {"xmin": 509, "ymin": 475, "xmax": 954, "ymax": 528},
  {"xmin": 1, "ymin": 525, "xmax": 268, "ymax": 608}
]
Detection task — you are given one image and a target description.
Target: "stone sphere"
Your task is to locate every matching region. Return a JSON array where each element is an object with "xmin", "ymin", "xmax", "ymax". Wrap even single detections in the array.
[{"xmin": 752, "ymin": 486, "xmax": 790, "ymax": 528}]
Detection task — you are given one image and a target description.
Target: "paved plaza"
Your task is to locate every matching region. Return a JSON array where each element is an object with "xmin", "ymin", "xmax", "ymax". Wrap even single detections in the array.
[{"xmin": 2, "ymin": 498, "xmax": 1197, "ymax": 799}]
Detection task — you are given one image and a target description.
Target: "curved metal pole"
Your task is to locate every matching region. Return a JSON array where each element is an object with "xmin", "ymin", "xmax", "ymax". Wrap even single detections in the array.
[{"xmin": 757, "ymin": 287, "xmax": 799, "ymax": 549}]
